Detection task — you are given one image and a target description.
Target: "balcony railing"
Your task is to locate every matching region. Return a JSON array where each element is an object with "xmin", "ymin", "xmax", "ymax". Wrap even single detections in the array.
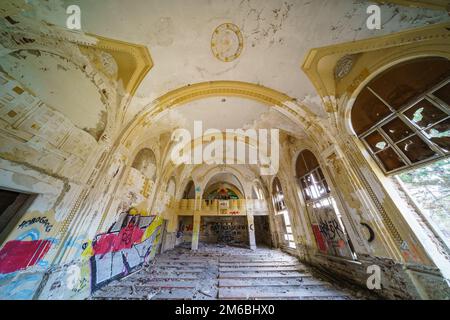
[{"xmin": 169, "ymin": 199, "xmax": 269, "ymax": 216}]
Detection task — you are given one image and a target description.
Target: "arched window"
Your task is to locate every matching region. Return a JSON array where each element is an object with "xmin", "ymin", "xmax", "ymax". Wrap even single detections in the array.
[
  {"xmin": 352, "ymin": 57, "xmax": 450, "ymax": 173},
  {"xmin": 296, "ymin": 150, "xmax": 355, "ymax": 259},
  {"xmin": 271, "ymin": 177, "xmax": 295, "ymax": 249},
  {"xmin": 352, "ymin": 57, "xmax": 450, "ymax": 245}
]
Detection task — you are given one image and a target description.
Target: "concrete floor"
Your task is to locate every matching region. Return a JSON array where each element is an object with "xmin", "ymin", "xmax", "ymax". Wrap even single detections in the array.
[{"xmin": 91, "ymin": 243, "xmax": 362, "ymax": 300}]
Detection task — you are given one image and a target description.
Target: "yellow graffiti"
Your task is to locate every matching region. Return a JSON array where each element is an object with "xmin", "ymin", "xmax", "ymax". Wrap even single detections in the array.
[
  {"xmin": 141, "ymin": 215, "xmax": 163, "ymax": 242},
  {"xmin": 81, "ymin": 240, "xmax": 93, "ymax": 260}
]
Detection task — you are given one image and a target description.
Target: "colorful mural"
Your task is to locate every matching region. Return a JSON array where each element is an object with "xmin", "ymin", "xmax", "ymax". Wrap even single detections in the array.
[
  {"xmin": 0, "ymin": 210, "xmax": 164, "ymax": 299},
  {"xmin": 0, "ymin": 211, "xmax": 58, "ymax": 300},
  {"xmin": 90, "ymin": 214, "xmax": 163, "ymax": 290},
  {"xmin": 0, "ymin": 239, "xmax": 52, "ymax": 274}
]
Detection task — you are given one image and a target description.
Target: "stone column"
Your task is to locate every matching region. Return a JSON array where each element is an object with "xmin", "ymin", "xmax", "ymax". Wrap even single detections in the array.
[
  {"xmin": 247, "ymin": 213, "xmax": 256, "ymax": 250},
  {"xmin": 191, "ymin": 213, "xmax": 201, "ymax": 250}
]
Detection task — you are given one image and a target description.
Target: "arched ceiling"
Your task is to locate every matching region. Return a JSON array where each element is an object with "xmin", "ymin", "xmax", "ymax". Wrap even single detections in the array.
[
  {"xmin": 64, "ymin": 0, "xmax": 449, "ymax": 120},
  {"xmin": 204, "ymin": 172, "xmax": 245, "ymax": 194}
]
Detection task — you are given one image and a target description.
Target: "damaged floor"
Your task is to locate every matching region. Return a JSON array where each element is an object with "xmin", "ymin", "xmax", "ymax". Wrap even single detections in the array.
[{"xmin": 91, "ymin": 244, "xmax": 374, "ymax": 300}]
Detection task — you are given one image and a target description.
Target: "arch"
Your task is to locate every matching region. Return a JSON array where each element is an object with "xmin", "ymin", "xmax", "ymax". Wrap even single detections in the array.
[
  {"xmin": 342, "ymin": 51, "xmax": 450, "ymax": 137},
  {"xmin": 117, "ymin": 81, "xmax": 326, "ymax": 151},
  {"xmin": 203, "ymin": 182, "xmax": 243, "ymax": 200},
  {"xmin": 350, "ymin": 56, "xmax": 450, "ymax": 174},
  {"xmin": 251, "ymin": 180, "xmax": 265, "ymax": 200},
  {"xmin": 131, "ymin": 148, "xmax": 157, "ymax": 180},
  {"xmin": 182, "ymin": 180, "xmax": 196, "ymax": 199},
  {"xmin": 202, "ymin": 171, "xmax": 245, "ymax": 198},
  {"xmin": 197, "ymin": 166, "xmax": 252, "ymax": 198}
]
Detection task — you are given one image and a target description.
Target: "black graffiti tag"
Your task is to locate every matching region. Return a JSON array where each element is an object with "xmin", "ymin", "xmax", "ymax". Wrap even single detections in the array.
[
  {"xmin": 18, "ymin": 216, "xmax": 53, "ymax": 232},
  {"xmin": 318, "ymin": 218, "xmax": 344, "ymax": 241}
]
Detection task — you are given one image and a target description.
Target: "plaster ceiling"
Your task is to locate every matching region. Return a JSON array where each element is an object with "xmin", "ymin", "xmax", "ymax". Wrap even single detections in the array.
[
  {"xmin": 1, "ymin": 49, "xmax": 107, "ymax": 139},
  {"xmin": 170, "ymin": 97, "xmax": 270, "ymax": 133},
  {"xmin": 59, "ymin": 0, "xmax": 450, "ymax": 120},
  {"xmin": 11, "ymin": 0, "xmax": 450, "ymax": 140}
]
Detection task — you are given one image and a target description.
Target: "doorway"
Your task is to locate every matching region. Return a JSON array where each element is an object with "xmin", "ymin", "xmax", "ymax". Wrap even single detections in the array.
[
  {"xmin": 0, "ymin": 188, "xmax": 33, "ymax": 244},
  {"xmin": 254, "ymin": 215, "xmax": 272, "ymax": 248}
]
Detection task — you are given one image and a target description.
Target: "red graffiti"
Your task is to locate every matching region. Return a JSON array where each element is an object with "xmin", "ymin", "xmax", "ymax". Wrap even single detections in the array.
[
  {"xmin": 312, "ymin": 224, "xmax": 327, "ymax": 252},
  {"xmin": 93, "ymin": 224, "xmax": 144, "ymax": 256},
  {"xmin": 0, "ymin": 240, "xmax": 52, "ymax": 274}
]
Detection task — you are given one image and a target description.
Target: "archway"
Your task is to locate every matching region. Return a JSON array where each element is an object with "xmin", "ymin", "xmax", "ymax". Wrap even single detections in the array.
[{"xmin": 351, "ymin": 57, "xmax": 450, "ymax": 247}]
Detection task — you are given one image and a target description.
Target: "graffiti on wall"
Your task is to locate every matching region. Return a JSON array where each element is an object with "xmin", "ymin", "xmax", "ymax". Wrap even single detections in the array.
[
  {"xmin": 200, "ymin": 217, "xmax": 248, "ymax": 246},
  {"xmin": 3, "ymin": 211, "xmax": 165, "ymax": 299},
  {"xmin": 308, "ymin": 203, "xmax": 351, "ymax": 258},
  {"xmin": 176, "ymin": 217, "xmax": 193, "ymax": 243},
  {"xmin": 89, "ymin": 214, "xmax": 163, "ymax": 290},
  {"xmin": 0, "ymin": 211, "xmax": 58, "ymax": 299},
  {"xmin": 0, "ymin": 211, "xmax": 58, "ymax": 275}
]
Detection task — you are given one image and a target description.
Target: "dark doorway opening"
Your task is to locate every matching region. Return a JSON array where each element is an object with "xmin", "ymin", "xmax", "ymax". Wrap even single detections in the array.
[
  {"xmin": 254, "ymin": 215, "xmax": 272, "ymax": 248},
  {"xmin": 0, "ymin": 188, "xmax": 33, "ymax": 243}
]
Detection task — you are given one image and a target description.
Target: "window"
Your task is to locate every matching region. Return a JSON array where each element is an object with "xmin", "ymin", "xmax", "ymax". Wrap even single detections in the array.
[
  {"xmin": 352, "ymin": 57, "xmax": 450, "ymax": 247},
  {"xmin": 296, "ymin": 150, "xmax": 355, "ymax": 259},
  {"xmin": 272, "ymin": 177, "xmax": 295, "ymax": 249},
  {"xmin": 352, "ymin": 57, "xmax": 450, "ymax": 174}
]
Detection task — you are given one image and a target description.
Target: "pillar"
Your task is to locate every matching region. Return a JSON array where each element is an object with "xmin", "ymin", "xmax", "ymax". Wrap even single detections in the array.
[
  {"xmin": 191, "ymin": 213, "xmax": 201, "ymax": 250},
  {"xmin": 247, "ymin": 213, "xmax": 256, "ymax": 250}
]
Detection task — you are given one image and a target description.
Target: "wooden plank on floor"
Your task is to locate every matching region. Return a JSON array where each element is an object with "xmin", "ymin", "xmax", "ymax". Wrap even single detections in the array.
[
  {"xmin": 147, "ymin": 269, "xmax": 204, "ymax": 274},
  {"xmin": 219, "ymin": 261, "xmax": 300, "ymax": 267},
  {"xmin": 152, "ymin": 288, "xmax": 197, "ymax": 300},
  {"xmin": 140, "ymin": 275, "xmax": 198, "ymax": 280},
  {"xmin": 219, "ymin": 271, "xmax": 312, "ymax": 279},
  {"xmin": 219, "ymin": 266, "xmax": 305, "ymax": 272},
  {"xmin": 218, "ymin": 287, "xmax": 349, "ymax": 299},
  {"xmin": 156, "ymin": 259, "xmax": 212, "ymax": 264},
  {"xmin": 219, "ymin": 259, "xmax": 298, "ymax": 265},
  {"xmin": 136, "ymin": 281, "xmax": 198, "ymax": 289},
  {"xmin": 150, "ymin": 267, "xmax": 206, "ymax": 273},
  {"xmin": 154, "ymin": 262, "xmax": 208, "ymax": 267},
  {"xmin": 218, "ymin": 278, "xmax": 329, "ymax": 287}
]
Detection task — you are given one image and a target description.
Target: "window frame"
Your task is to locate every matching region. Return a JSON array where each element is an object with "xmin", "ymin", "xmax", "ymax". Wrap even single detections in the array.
[
  {"xmin": 296, "ymin": 150, "xmax": 356, "ymax": 259},
  {"xmin": 358, "ymin": 77, "xmax": 450, "ymax": 175}
]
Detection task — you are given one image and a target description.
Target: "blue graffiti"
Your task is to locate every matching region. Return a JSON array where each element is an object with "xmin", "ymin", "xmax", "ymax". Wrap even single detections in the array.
[{"xmin": 16, "ymin": 228, "xmax": 40, "ymax": 241}]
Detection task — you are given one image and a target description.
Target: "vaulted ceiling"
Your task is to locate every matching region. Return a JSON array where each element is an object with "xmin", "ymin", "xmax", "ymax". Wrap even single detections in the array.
[
  {"xmin": 67, "ymin": 0, "xmax": 449, "ymax": 121},
  {"xmin": 2, "ymin": 0, "xmax": 449, "ymax": 151}
]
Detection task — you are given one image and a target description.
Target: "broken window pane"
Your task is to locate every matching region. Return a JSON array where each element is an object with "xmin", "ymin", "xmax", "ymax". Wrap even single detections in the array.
[
  {"xmin": 397, "ymin": 135, "xmax": 437, "ymax": 163},
  {"xmin": 382, "ymin": 117, "xmax": 414, "ymax": 142},
  {"xmin": 404, "ymin": 99, "xmax": 447, "ymax": 129},
  {"xmin": 368, "ymin": 57, "xmax": 450, "ymax": 109},
  {"xmin": 352, "ymin": 88, "xmax": 392, "ymax": 135},
  {"xmin": 365, "ymin": 131, "xmax": 388, "ymax": 152},
  {"xmin": 434, "ymin": 83, "xmax": 450, "ymax": 105},
  {"xmin": 376, "ymin": 147, "xmax": 406, "ymax": 171},
  {"xmin": 426, "ymin": 119, "xmax": 450, "ymax": 152}
]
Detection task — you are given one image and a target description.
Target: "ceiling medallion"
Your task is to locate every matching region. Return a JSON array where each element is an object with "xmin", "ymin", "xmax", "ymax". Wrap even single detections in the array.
[{"xmin": 211, "ymin": 23, "xmax": 243, "ymax": 62}]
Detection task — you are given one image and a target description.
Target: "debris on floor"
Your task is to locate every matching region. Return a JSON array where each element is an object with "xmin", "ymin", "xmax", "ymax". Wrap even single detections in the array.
[{"xmin": 91, "ymin": 243, "xmax": 373, "ymax": 300}]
